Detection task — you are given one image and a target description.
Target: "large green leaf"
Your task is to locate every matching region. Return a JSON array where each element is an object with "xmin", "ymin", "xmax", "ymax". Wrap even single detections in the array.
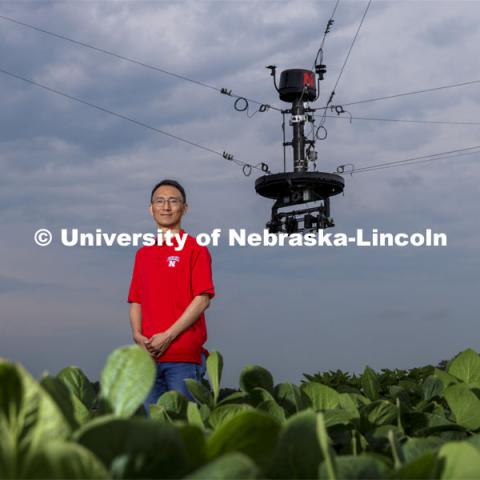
[
  {"xmin": 467, "ymin": 433, "xmax": 480, "ymax": 451},
  {"xmin": 185, "ymin": 379, "xmax": 214, "ymax": 409},
  {"xmin": 274, "ymin": 383, "xmax": 308, "ymax": 415},
  {"xmin": 0, "ymin": 359, "xmax": 70, "ymax": 456},
  {"xmin": 99, "ymin": 345, "xmax": 155, "ymax": 417},
  {"xmin": 364, "ymin": 400, "xmax": 398, "ymax": 427},
  {"xmin": 301, "ymin": 383, "xmax": 340, "ymax": 411},
  {"xmin": 323, "ymin": 409, "xmax": 357, "ymax": 428},
  {"xmin": 239, "ymin": 365, "xmax": 274, "ymax": 394},
  {"xmin": 207, "ymin": 410, "xmax": 280, "ymax": 470},
  {"xmin": 74, "ymin": 415, "xmax": 190, "ymax": 477},
  {"xmin": 56, "ymin": 366, "xmax": 96, "ymax": 410},
  {"xmin": 0, "ymin": 428, "xmax": 16, "ymax": 480},
  {"xmin": 208, "ymin": 404, "xmax": 254, "ymax": 430},
  {"xmin": 361, "ymin": 366, "xmax": 380, "ymax": 401},
  {"xmin": 156, "ymin": 390, "xmax": 188, "ymax": 420},
  {"xmin": 149, "ymin": 404, "xmax": 172, "ymax": 422},
  {"xmin": 338, "ymin": 393, "xmax": 360, "ymax": 418},
  {"xmin": 40, "ymin": 376, "xmax": 91, "ymax": 430},
  {"xmin": 0, "ymin": 365, "xmax": 22, "ymax": 479},
  {"xmin": 177, "ymin": 424, "xmax": 207, "ymax": 472},
  {"xmin": 0, "ymin": 361, "xmax": 71, "ymax": 479},
  {"xmin": 388, "ymin": 386, "xmax": 411, "ymax": 408},
  {"xmin": 398, "ymin": 380, "xmax": 422, "ymax": 397},
  {"xmin": 433, "ymin": 369, "xmax": 458, "ymax": 389},
  {"xmin": 422, "ymin": 376, "xmax": 444, "ymax": 401},
  {"xmin": 317, "ymin": 413, "xmax": 337, "ymax": 480},
  {"xmin": 0, "ymin": 362, "xmax": 23, "ymax": 423},
  {"xmin": 348, "ymin": 393, "xmax": 371, "ymax": 407},
  {"xmin": 256, "ymin": 400, "xmax": 286, "ymax": 423},
  {"xmin": 402, "ymin": 437, "xmax": 445, "ymax": 463},
  {"xmin": 187, "ymin": 402, "xmax": 205, "ymax": 430},
  {"xmin": 435, "ymin": 441, "xmax": 480, "ymax": 479},
  {"xmin": 393, "ymin": 452, "xmax": 436, "ymax": 479},
  {"xmin": 206, "ymin": 351, "xmax": 223, "ymax": 405},
  {"xmin": 217, "ymin": 391, "xmax": 248, "ymax": 406},
  {"xmin": 319, "ymin": 454, "xmax": 389, "ymax": 480},
  {"xmin": 248, "ymin": 387, "xmax": 276, "ymax": 406},
  {"xmin": 185, "ymin": 452, "xmax": 259, "ymax": 480},
  {"xmin": 268, "ymin": 409, "xmax": 323, "ymax": 479},
  {"xmin": 247, "ymin": 389, "xmax": 285, "ymax": 422},
  {"xmin": 199, "ymin": 404, "xmax": 211, "ymax": 425},
  {"xmin": 22, "ymin": 441, "xmax": 108, "ymax": 479},
  {"xmin": 447, "ymin": 348, "xmax": 480, "ymax": 386},
  {"xmin": 406, "ymin": 411, "xmax": 464, "ymax": 436},
  {"xmin": 444, "ymin": 383, "xmax": 480, "ymax": 430}
]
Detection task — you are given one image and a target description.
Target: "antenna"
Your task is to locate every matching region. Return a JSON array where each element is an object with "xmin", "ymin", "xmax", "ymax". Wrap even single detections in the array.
[{"xmin": 255, "ymin": 67, "xmax": 344, "ymax": 233}]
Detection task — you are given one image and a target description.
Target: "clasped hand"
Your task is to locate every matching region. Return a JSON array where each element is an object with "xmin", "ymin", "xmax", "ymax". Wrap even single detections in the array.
[{"xmin": 144, "ymin": 331, "xmax": 174, "ymax": 358}]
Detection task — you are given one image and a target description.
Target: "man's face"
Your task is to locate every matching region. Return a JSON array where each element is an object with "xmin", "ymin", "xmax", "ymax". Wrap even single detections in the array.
[{"xmin": 149, "ymin": 185, "xmax": 187, "ymax": 230}]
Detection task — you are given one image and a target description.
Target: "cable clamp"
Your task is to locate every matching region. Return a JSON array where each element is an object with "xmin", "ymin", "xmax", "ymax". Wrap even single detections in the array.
[
  {"xmin": 325, "ymin": 19, "xmax": 334, "ymax": 34},
  {"xmin": 326, "ymin": 91, "xmax": 335, "ymax": 107},
  {"xmin": 290, "ymin": 114, "xmax": 307, "ymax": 124},
  {"xmin": 336, "ymin": 163, "xmax": 355, "ymax": 175}
]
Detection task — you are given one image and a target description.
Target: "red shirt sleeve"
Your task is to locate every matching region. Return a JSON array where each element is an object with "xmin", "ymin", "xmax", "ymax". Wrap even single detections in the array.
[
  {"xmin": 127, "ymin": 250, "xmax": 142, "ymax": 303},
  {"xmin": 191, "ymin": 246, "xmax": 215, "ymax": 299}
]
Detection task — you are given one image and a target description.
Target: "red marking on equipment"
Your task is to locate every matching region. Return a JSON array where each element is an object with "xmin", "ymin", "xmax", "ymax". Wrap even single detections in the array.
[{"xmin": 303, "ymin": 72, "xmax": 315, "ymax": 88}]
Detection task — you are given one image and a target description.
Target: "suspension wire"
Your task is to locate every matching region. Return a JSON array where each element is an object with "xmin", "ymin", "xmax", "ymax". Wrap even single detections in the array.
[
  {"xmin": 319, "ymin": 114, "xmax": 480, "ymax": 126},
  {"xmin": 281, "ymin": 111, "xmax": 287, "ymax": 172},
  {"xmin": 312, "ymin": 0, "xmax": 340, "ymax": 69},
  {"xmin": 0, "ymin": 14, "xmax": 281, "ymax": 112},
  {"xmin": 336, "ymin": 79, "xmax": 480, "ymax": 108},
  {"xmin": 353, "ymin": 150, "xmax": 480, "ymax": 174},
  {"xmin": 324, "ymin": 0, "xmax": 372, "ymax": 110},
  {"xmin": 317, "ymin": 0, "xmax": 371, "ymax": 128},
  {"xmin": 337, "ymin": 145, "xmax": 480, "ymax": 175},
  {"xmin": 0, "ymin": 67, "xmax": 269, "ymax": 175}
]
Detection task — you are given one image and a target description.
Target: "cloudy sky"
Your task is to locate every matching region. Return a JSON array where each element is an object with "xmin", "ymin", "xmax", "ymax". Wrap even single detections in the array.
[{"xmin": 1, "ymin": 0, "xmax": 479, "ymax": 388}]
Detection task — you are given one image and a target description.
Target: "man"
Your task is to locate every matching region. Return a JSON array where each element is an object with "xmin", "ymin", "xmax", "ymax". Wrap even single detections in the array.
[{"xmin": 127, "ymin": 179, "xmax": 215, "ymax": 413}]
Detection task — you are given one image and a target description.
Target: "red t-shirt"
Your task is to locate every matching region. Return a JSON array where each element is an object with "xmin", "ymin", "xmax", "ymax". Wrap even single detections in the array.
[{"xmin": 127, "ymin": 229, "xmax": 215, "ymax": 364}]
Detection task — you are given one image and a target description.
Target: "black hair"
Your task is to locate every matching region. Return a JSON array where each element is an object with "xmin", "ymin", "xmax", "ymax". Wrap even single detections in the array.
[{"xmin": 150, "ymin": 179, "xmax": 186, "ymax": 203}]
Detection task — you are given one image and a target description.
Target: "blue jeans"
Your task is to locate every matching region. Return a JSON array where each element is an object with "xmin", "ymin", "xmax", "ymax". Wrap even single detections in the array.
[{"xmin": 143, "ymin": 352, "xmax": 207, "ymax": 416}]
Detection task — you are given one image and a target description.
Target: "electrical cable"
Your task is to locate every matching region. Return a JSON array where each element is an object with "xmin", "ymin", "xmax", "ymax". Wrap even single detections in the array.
[
  {"xmin": 337, "ymin": 79, "xmax": 480, "ymax": 108},
  {"xmin": 318, "ymin": 114, "xmax": 480, "ymax": 126},
  {"xmin": 7, "ymin": 13, "xmax": 480, "ymax": 178},
  {"xmin": 324, "ymin": 0, "xmax": 372, "ymax": 109},
  {"xmin": 312, "ymin": 0, "xmax": 340, "ymax": 69},
  {"xmin": 353, "ymin": 149, "xmax": 480, "ymax": 174},
  {"xmin": 0, "ymin": 14, "xmax": 282, "ymax": 112},
  {"xmin": 336, "ymin": 144, "xmax": 480, "ymax": 175},
  {"xmin": 0, "ymin": 67, "xmax": 268, "ymax": 175}
]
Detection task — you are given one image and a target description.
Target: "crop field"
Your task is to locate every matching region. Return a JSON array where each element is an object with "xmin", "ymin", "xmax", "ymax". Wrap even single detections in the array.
[{"xmin": 2, "ymin": 347, "xmax": 480, "ymax": 479}]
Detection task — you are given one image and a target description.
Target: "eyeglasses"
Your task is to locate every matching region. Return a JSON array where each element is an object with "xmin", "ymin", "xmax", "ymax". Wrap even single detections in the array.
[{"xmin": 152, "ymin": 197, "xmax": 184, "ymax": 207}]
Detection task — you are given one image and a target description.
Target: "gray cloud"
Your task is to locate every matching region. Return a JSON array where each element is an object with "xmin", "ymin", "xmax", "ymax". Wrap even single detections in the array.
[{"xmin": 0, "ymin": 1, "xmax": 479, "ymax": 387}]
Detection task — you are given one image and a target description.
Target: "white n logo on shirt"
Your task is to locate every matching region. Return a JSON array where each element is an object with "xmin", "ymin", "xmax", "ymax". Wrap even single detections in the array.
[{"xmin": 167, "ymin": 256, "xmax": 180, "ymax": 268}]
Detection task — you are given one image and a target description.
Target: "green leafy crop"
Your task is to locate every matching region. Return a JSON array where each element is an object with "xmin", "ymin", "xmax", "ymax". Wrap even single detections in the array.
[{"xmin": 1, "ymin": 347, "xmax": 480, "ymax": 479}]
